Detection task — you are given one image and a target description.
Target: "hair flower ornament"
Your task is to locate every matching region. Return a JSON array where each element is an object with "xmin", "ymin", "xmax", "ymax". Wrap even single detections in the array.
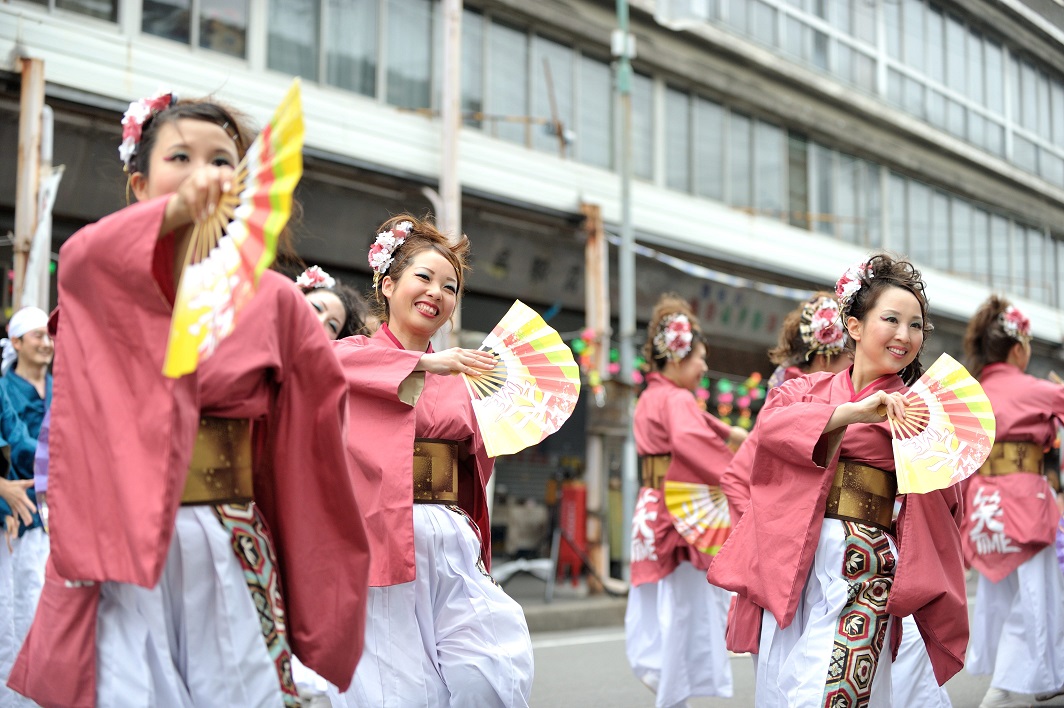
[
  {"xmin": 653, "ymin": 313, "xmax": 694, "ymax": 362},
  {"xmin": 295, "ymin": 265, "xmax": 336, "ymax": 291},
  {"xmin": 800, "ymin": 296, "xmax": 846, "ymax": 360},
  {"xmin": 1000, "ymin": 305, "xmax": 1032, "ymax": 343},
  {"xmin": 119, "ymin": 89, "xmax": 176, "ymax": 170},
  {"xmin": 369, "ymin": 221, "xmax": 413, "ymax": 286},
  {"xmin": 835, "ymin": 260, "xmax": 872, "ymax": 310}
]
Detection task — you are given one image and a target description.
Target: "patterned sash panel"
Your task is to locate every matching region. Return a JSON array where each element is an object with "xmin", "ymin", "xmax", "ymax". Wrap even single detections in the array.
[
  {"xmin": 822, "ymin": 522, "xmax": 896, "ymax": 708},
  {"xmin": 214, "ymin": 502, "xmax": 301, "ymax": 707}
]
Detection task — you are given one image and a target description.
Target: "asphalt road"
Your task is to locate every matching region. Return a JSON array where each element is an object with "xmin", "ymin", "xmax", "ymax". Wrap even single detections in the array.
[{"xmin": 528, "ymin": 627, "xmax": 1064, "ymax": 707}]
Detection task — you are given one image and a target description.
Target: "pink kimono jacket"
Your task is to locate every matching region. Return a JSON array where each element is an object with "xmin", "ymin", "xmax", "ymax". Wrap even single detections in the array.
[
  {"xmin": 708, "ymin": 369, "xmax": 969, "ymax": 685},
  {"xmin": 960, "ymin": 362, "xmax": 1063, "ymax": 582},
  {"xmin": 630, "ymin": 372, "xmax": 734, "ymax": 587},
  {"xmin": 8, "ymin": 198, "xmax": 370, "ymax": 706},
  {"xmin": 333, "ymin": 325, "xmax": 493, "ymax": 588},
  {"xmin": 718, "ymin": 365, "xmax": 802, "ymax": 654}
]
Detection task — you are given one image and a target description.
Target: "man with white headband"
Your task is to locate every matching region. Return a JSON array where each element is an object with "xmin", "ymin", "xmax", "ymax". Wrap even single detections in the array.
[{"xmin": 0, "ymin": 306, "xmax": 52, "ymax": 708}]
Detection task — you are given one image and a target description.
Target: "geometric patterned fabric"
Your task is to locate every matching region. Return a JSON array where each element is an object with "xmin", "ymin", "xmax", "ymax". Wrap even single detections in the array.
[
  {"xmin": 821, "ymin": 521, "xmax": 896, "ymax": 708},
  {"xmin": 213, "ymin": 502, "xmax": 301, "ymax": 707}
]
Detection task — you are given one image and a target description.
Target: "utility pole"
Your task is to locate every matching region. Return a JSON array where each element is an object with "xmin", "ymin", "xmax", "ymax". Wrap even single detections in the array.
[
  {"xmin": 581, "ymin": 202, "xmax": 610, "ymax": 593},
  {"xmin": 614, "ymin": 0, "xmax": 638, "ymax": 580},
  {"xmin": 14, "ymin": 58, "xmax": 45, "ymax": 313},
  {"xmin": 441, "ymin": 0, "xmax": 463, "ymax": 347}
]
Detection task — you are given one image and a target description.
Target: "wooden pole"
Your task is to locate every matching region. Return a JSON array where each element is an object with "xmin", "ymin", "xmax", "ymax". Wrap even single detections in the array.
[
  {"xmin": 581, "ymin": 202, "xmax": 610, "ymax": 593},
  {"xmin": 13, "ymin": 58, "xmax": 45, "ymax": 314}
]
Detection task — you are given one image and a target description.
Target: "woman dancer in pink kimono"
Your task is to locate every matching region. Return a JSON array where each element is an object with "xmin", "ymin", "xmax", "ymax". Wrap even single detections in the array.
[
  {"xmin": 961, "ymin": 296, "xmax": 1064, "ymax": 708},
  {"xmin": 709, "ymin": 254, "xmax": 968, "ymax": 707},
  {"xmin": 7, "ymin": 93, "xmax": 369, "ymax": 708},
  {"xmin": 329, "ymin": 215, "xmax": 534, "ymax": 708},
  {"xmin": 626, "ymin": 294, "xmax": 745, "ymax": 707}
]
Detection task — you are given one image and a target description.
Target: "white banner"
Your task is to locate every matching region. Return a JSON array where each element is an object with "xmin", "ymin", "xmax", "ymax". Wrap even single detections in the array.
[{"xmin": 23, "ymin": 164, "xmax": 64, "ymax": 311}]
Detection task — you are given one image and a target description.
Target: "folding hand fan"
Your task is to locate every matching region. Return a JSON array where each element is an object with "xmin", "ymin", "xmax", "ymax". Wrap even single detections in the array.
[
  {"xmin": 886, "ymin": 353, "xmax": 996, "ymax": 494},
  {"xmin": 663, "ymin": 480, "xmax": 731, "ymax": 555},
  {"xmin": 163, "ymin": 79, "xmax": 304, "ymax": 378},
  {"xmin": 461, "ymin": 300, "xmax": 581, "ymax": 457}
]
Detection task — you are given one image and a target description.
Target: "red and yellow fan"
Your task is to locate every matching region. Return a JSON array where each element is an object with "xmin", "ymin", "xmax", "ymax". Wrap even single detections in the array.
[
  {"xmin": 663, "ymin": 480, "xmax": 731, "ymax": 555},
  {"xmin": 462, "ymin": 301, "xmax": 580, "ymax": 457},
  {"xmin": 886, "ymin": 353, "xmax": 996, "ymax": 494},
  {"xmin": 163, "ymin": 79, "xmax": 304, "ymax": 378}
]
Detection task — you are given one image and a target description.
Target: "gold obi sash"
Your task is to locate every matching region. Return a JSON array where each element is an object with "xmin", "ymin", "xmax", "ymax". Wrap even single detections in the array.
[
  {"xmin": 413, "ymin": 438, "xmax": 459, "ymax": 504},
  {"xmin": 181, "ymin": 417, "xmax": 254, "ymax": 505},
  {"xmin": 640, "ymin": 455, "xmax": 671, "ymax": 490},
  {"xmin": 979, "ymin": 441, "xmax": 1044, "ymax": 476},
  {"xmin": 825, "ymin": 461, "xmax": 897, "ymax": 532}
]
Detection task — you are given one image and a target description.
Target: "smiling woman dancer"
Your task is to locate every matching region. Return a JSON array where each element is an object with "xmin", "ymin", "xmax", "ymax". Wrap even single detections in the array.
[
  {"xmin": 329, "ymin": 215, "xmax": 534, "ymax": 708},
  {"xmin": 709, "ymin": 254, "xmax": 968, "ymax": 707},
  {"xmin": 7, "ymin": 92, "xmax": 369, "ymax": 707}
]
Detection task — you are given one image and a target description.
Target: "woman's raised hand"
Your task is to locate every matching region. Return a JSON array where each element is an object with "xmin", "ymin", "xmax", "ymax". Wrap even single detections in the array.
[
  {"xmin": 849, "ymin": 390, "xmax": 910, "ymax": 425},
  {"xmin": 417, "ymin": 348, "xmax": 497, "ymax": 376},
  {"xmin": 162, "ymin": 165, "xmax": 235, "ymax": 232}
]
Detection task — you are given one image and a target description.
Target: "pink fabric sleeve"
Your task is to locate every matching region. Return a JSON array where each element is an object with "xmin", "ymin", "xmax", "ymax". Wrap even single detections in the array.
[{"xmin": 665, "ymin": 391, "xmax": 735, "ymax": 486}]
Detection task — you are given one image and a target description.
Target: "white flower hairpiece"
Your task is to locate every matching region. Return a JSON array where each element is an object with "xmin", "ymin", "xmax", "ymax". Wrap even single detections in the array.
[
  {"xmin": 653, "ymin": 313, "xmax": 694, "ymax": 362},
  {"xmin": 295, "ymin": 266, "xmax": 336, "ymax": 291},
  {"xmin": 799, "ymin": 296, "xmax": 846, "ymax": 360},
  {"xmin": 835, "ymin": 260, "xmax": 872, "ymax": 311},
  {"xmin": 119, "ymin": 89, "xmax": 176, "ymax": 171},
  {"xmin": 1000, "ymin": 305, "xmax": 1031, "ymax": 343},
  {"xmin": 369, "ymin": 221, "xmax": 413, "ymax": 286}
]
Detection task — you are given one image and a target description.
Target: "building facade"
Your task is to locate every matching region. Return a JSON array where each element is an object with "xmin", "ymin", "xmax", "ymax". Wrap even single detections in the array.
[{"xmin": 3, "ymin": 0, "xmax": 1064, "ymax": 503}]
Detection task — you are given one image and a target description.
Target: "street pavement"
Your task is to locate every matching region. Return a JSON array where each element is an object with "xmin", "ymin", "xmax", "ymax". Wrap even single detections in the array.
[{"xmin": 501, "ymin": 570, "xmax": 1064, "ymax": 708}]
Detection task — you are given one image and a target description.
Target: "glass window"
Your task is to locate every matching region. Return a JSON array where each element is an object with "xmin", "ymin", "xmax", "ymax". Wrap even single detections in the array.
[
  {"xmin": 386, "ymin": 0, "xmax": 433, "ymax": 109},
  {"xmin": 903, "ymin": 76, "xmax": 925, "ymax": 118},
  {"xmin": 784, "ymin": 16, "xmax": 808, "ymax": 61},
  {"xmin": 1057, "ymin": 238, "xmax": 1064, "ymax": 307},
  {"xmin": 907, "ymin": 181, "xmax": 931, "ymax": 265},
  {"xmin": 812, "ymin": 143, "xmax": 833, "ymax": 236},
  {"xmin": 1042, "ymin": 150, "xmax": 1064, "ymax": 188},
  {"xmin": 694, "ymin": 96, "xmax": 725, "ymax": 200},
  {"xmin": 1038, "ymin": 71, "xmax": 1052, "ymax": 140},
  {"xmin": 812, "ymin": 29, "xmax": 829, "ymax": 71},
  {"xmin": 928, "ymin": 191, "xmax": 950, "ymax": 270},
  {"xmin": 884, "ymin": 0, "xmax": 901, "ymax": 60},
  {"xmin": 927, "ymin": 90, "xmax": 946, "ymax": 130},
  {"xmin": 754, "ymin": 121, "xmax": 784, "ymax": 214},
  {"xmin": 199, "ymin": 0, "xmax": 247, "ymax": 57},
  {"xmin": 944, "ymin": 15, "xmax": 966, "ymax": 96},
  {"xmin": 985, "ymin": 40, "xmax": 1004, "ymax": 116},
  {"xmin": 968, "ymin": 208, "xmax": 990, "ymax": 284},
  {"xmin": 576, "ymin": 55, "xmax": 612, "ymax": 169},
  {"xmin": 531, "ymin": 36, "xmax": 575, "ymax": 155},
  {"xmin": 57, "ymin": 0, "xmax": 117, "ymax": 21},
  {"xmin": 902, "ymin": 0, "xmax": 924, "ymax": 68},
  {"xmin": 666, "ymin": 88, "xmax": 691, "ymax": 192},
  {"xmin": 836, "ymin": 153, "xmax": 858, "ymax": 243},
  {"xmin": 752, "ymin": 1, "xmax": 777, "ymax": 47},
  {"xmin": 267, "ymin": 0, "xmax": 319, "ymax": 79},
  {"xmin": 888, "ymin": 173, "xmax": 908, "ymax": 251},
  {"xmin": 788, "ymin": 132, "xmax": 810, "ymax": 230},
  {"xmin": 729, "ymin": 112, "xmax": 753, "ymax": 207},
  {"xmin": 853, "ymin": 0, "xmax": 876, "ymax": 45},
  {"xmin": 865, "ymin": 161, "xmax": 882, "ymax": 248},
  {"xmin": 1051, "ymin": 79, "xmax": 1064, "ymax": 148},
  {"xmin": 487, "ymin": 21, "xmax": 528, "ymax": 145},
  {"xmin": 947, "ymin": 99, "xmax": 966, "ymax": 139},
  {"xmin": 967, "ymin": 30, "xmax": 984, "ymax": 107},
  {"xmin": 144, "ymin": 0, "xmax": 191, "ymax": 45},
  {"xmin": 926, "ymin": 7, "xmax": 944, "ymax": 85},
  {"xmin": 461, "ymin": 10, "xmax": 484, "ymax": 128},
  {"xmin": 1021, "ymin": 60, "xmax": 1039, "ymax": 132},
  {"xmin": 1015, "ymin": 135, "xmax": 1038, "ymax": 174},
  {"xmin": 887, "ymin": 69, "xmax": 904, "ymax": 108},
  {"xmin": 853, "ymin": 51, "xmax": 875, "ymax": 92},
  {"xmin": 632, "ymin": 72, "xmax": 654, "ymax": 180},
  {"xmin": 1027, "ymin": 226, "xmax": 1049, "ymax": 303},
  {"xmin": 989, "ymin": 215, "xmax": 1011, "ymax": 290},
  {"xmin": 950, "ymin": 199, "xmax": 971, "ymax": 277},
  {"xmin": 325, "ymin": 0, "xmax": 377, "ymax": 96}
]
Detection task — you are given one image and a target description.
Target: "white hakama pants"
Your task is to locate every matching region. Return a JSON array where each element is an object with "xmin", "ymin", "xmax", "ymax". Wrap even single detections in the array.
[
  {"xmin": 625, "ymin": 561, "xmax": 733, "ymax": 707},
  {"xmin": 757, "ymin": 519, "xmax": 894, "ymax": 708},
  {"xmin": 95, "ymin": 506, "xmax": 281, "ymax": 708},
  {"xmin": 892, "ymin": 615, "xmax": 951, "ymax": 707},
  {"xmin": 330, "ymin": 504, "xmax": 533, "ymax": 708},
  {"xmin": 967, "ymin": 544, "xmax": 1064, "ymax": 694},
  {"xmin": 0, "ymin": 527, "xmax": 49, "ymax": 708}
]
